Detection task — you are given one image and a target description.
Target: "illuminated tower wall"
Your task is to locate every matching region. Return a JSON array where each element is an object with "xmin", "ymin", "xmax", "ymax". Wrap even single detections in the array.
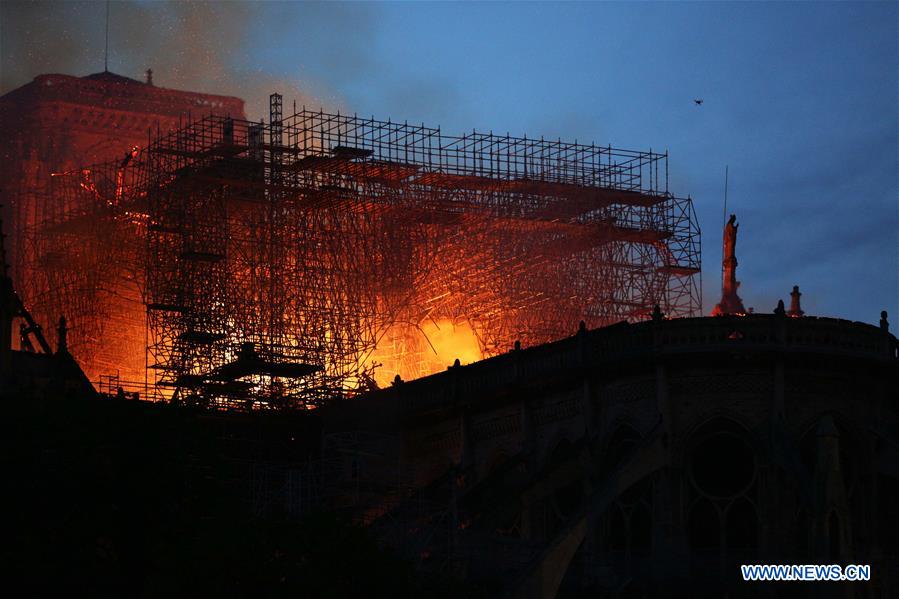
[{"xmin": 0, "ymin": 71, "xmax": 245, "ymax": 384}]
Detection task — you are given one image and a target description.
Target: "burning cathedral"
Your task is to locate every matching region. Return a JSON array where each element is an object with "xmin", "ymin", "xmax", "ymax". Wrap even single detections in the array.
[{"xmin": 1, "ymin": 70, "xmax": 896, "ymax": 598}]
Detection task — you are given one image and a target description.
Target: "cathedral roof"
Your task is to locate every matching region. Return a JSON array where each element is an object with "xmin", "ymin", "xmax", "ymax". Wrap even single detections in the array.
[{"xmin": 82, "ymin": 70, "xmax": 145, "ymax": 85}]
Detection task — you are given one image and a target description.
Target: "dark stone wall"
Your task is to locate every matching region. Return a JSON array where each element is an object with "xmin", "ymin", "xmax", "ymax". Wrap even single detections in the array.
[{"xmin": 327, "ymin": 315, "xmax": 899, "ymax": 596}]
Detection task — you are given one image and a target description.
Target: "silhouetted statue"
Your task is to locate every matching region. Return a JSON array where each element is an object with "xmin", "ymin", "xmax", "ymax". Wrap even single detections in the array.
[
  {"xmin": 723, "ymin": 214, "xmax": 738, "ymax": 263},
  {"xmin": 57, "ymin": 316, "xmax": 68, "ymax": 354},
  {"xmin": 711, "ymin": 214, "xmax": 747, "ymax": 316}
]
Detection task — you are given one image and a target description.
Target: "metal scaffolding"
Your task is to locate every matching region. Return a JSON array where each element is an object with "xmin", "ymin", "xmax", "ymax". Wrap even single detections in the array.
[
  {"xmin": 21, "ymin": 151, "xmax": 149, "ymax": 387},
  {"xmin": 25, "ymin": 94, "xmax": 701, "ymax": 408}
]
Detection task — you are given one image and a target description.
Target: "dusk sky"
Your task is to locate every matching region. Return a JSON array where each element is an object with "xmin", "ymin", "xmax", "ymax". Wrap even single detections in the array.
[{"xmin": 2, "ymin": 1, "xmax": 896, "ymax": 325}]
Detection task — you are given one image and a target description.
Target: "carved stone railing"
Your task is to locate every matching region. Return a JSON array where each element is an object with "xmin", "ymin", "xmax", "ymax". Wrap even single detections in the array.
[{"xmin": 391, "ymin": 314, "xmax": 896, "ymax": 417}]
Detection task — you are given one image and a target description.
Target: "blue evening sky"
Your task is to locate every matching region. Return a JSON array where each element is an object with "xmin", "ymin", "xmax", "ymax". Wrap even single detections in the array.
[{"xmin": 2, "ymin": 1, "xmax": 896, "ymax": 324}]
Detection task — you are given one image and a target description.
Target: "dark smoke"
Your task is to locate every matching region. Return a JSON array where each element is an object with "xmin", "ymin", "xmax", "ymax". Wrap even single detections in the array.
[{"xmin": 0, "ymin": 1, "xmax": 375, "ymax": 119}]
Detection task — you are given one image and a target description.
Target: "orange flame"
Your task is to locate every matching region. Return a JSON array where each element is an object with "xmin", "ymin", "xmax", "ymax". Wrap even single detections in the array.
[{"xmin": 360, "ymin": 318, "xmax": 484, "ymax": 388}]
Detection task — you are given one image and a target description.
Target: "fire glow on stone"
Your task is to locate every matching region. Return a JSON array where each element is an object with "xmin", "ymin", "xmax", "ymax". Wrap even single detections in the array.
[
  {"xmin": 16, "ymin": 103, "xmax": 700, "ymax": 408},
  {"xmin": 359, "ymin": 318, "xmax": 485, "ymax": 388}
]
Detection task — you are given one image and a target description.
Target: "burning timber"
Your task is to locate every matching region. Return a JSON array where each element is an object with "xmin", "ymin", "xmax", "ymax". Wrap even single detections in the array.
[{"xmin": 21, "ymin": 94, "xmax": 700, "ymax": 409}]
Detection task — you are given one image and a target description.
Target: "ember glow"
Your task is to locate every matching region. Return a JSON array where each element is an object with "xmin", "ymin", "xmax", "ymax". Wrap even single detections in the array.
[
  {"xmin": 10, "ymin": 98, "xmax": 700, "ymax": 409},
  {"xmin": 0, "ymin": 70, "xmax": 246, "ymax": 397},
  {"xmin": 421, "ymin": 319, "xmax": 483, "ymax": 370},
  {"xmin": 360, "ymin": 319, "xmax": 485, "ymax": 387}
]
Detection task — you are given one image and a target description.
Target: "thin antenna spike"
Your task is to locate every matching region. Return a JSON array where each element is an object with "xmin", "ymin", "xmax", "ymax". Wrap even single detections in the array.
[
  {"xmin": 723, "ymin": 165, "xmax": 729, "ymax": 227},
  {"xmin": 104, "ymin": 0, "xmax": 110, "ymax": 72},
  {"xmin": 722, "ymin": 165, "xmax": 729, "ymax": 296}
]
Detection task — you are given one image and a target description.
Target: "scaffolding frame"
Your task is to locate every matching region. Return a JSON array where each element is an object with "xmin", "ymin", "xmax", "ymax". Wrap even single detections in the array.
[
  {"xmin": 21, "ymin": 152, "xmax": 150, "ymax": 383},
  {"xmin": 25, "ymin": 96, "xmax": 701, "ymax": 408}
]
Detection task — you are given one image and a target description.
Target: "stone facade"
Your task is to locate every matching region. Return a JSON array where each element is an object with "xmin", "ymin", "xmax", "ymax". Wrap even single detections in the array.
[
  {"xmin": 1, "ymin": 72, "xmax": 244, "ymax": 272},
  {"xmin": 324, "ymin": 313, "xmax": 899, "ymax": 597},
  {"xmin": 0, "ymin": 71, "xmax": 245, "ymax": 381}
]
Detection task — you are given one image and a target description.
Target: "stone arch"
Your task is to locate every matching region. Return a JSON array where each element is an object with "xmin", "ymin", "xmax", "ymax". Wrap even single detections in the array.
[
  {"xmin": 483, "ymin": 448, "xmax": 521, "ymax": 539},
  {"xmin": 548, "ymin": 437, "xmax": 583, "ymax": 522},
  {"xmin": 798, "ymin": 412, "xmax": 862, "ymax": 485},
  {"xmin": 682, "ymin": 412, "xmax": 756, "ymax": 446},
  {"xmin": 541, "ymin": 428, "xmax": 578, "ymax": 471},
  {"xmin": 513, "ymin": 424, "xmax": 670, "ymax": 599},
  {"xmin": 674, "ymin": 409, "xmax": 756, "ymax": 460},
  {"xmin": 798, "ymin": 412, "xmax": 864, "ymax": 555},
  {"xmin": 725, "ymin": 496, "xmax": 759, "ymax": 553},
  {"xmin": 591, "ymin": 420, "xmax": 657, "ymax": 577},
  {"xmin": 685, "ymin": 417, "xmax": 760, "ymax": 567},
  {"xmin": 688, "ymin": 496, "xmax": 720, "ymax": 552},
  {"xmin": 600, "ymin": 420, "xmax": 643, "ymax": 476},
  {"xmin": 687, "ymin": 418, "xmax": 757, "ymax": 500}
]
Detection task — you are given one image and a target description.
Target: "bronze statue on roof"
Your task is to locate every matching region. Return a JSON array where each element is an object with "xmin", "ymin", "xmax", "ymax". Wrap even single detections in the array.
[{"xmin": 711, "ymin": 213, "xmax": 747, "ymax": 316}]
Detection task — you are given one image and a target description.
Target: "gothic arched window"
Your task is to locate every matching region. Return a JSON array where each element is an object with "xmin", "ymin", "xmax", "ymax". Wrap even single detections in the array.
[{"xmin": 686, "ymin": 419, "xmax": 759, "ymax": 565}]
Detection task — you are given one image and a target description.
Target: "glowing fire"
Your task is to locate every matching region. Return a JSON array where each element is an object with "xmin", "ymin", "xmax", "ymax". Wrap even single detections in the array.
[
  {"xmin": 360, "ymin": 318, "xmax": 485, "ymax": 388},
  {"xmin": 420, "ymin": 318, "xmax": 484, "ymax": 369}
]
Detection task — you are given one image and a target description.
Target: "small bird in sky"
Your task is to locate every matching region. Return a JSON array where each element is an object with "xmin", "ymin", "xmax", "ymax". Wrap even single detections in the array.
[{"xmin": 694, "ymin": 99, "xmax": 704, "ymax": 106}]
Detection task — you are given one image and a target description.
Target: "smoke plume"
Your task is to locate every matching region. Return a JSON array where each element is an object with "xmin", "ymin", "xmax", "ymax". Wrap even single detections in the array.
[{"xmin": 0, "ymin": 1, "xmax": 357, "ymax": 120}]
